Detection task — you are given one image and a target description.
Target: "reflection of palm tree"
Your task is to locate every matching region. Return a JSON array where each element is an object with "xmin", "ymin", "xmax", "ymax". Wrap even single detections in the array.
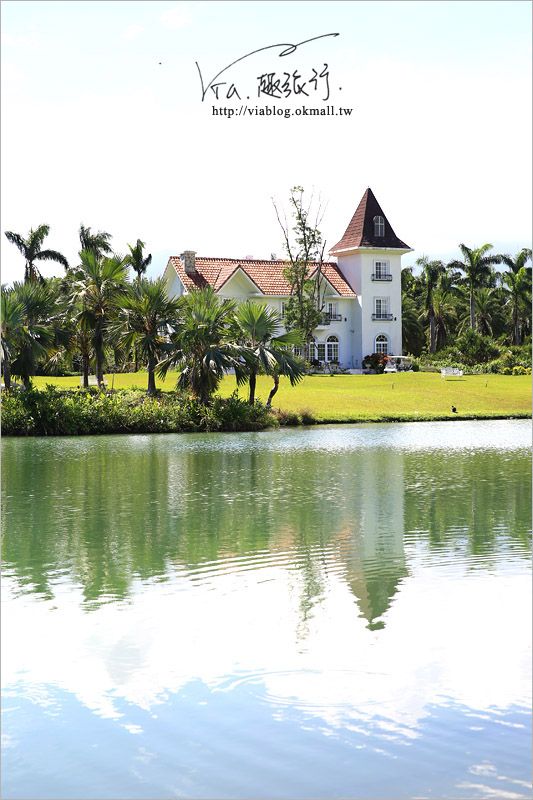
[{"xmin": 5, "ymin": 224, "xmax": 69, "ymax": 283}]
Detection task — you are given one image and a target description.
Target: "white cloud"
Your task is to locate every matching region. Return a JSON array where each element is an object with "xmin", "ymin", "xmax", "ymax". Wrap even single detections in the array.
[
  {"xmin": 158, "ymin": 4, "xmax": 193, "ymax": 30},
  {"xmin": 122, "ymin": 24, "xmax": 143, "ymax": 41}
]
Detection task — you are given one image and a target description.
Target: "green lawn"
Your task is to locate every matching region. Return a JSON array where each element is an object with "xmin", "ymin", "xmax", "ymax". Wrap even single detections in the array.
[{"xmin": 31, "ymin": 371, "xmax": 531, "ymax": 423}]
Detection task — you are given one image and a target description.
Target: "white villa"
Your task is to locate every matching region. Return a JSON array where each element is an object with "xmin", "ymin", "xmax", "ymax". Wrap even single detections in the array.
[{"xmin": 163, "ymin": 188, "xmax": 412, "ymax": 370}]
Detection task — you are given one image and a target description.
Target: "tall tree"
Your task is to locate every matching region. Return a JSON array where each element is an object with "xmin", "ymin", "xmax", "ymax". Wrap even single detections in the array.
[
  {"xmin": 156, "ymin": 287, "xmax": 246, "ymax": 404},
  {"xmin": 78, "ymin": 224, "xmax": 113, "ymax": 258},
  {"xmin": 273, "ymin": 186, "xmax": 327, "ymax": 344},
  {"xmin": 416, "ymin": 256, "xmax": 445, "ymax": 352},
  {"xmin": 1, "ymin": 281, "xmax": 67, "ymax": 389},
  {"xmin": 70, "ymin": 251, "xmax": 129, "ymax": 389},
  {"xmin": 124, "ymin": 239, "xmax": 152, "ymax": 279},
  {"xmin": 501, "ymin": 267, "xmax": 532, "ymax": 346},
  {"xmin": 231, "ymin": 301, "xmax": 305, "ymax": 405},
  {"xmin": 110, "ymin": 278, "xmax": 181, "ymax": 395},
  {"xmin": 448, "ymin": 244, "xmax": 502, "ymax": 331},
  {"xmin": 1, "ymin": 290, "xmax": 25, "ymax": 389},
  {"xmin": 5, "ymin": 224, "xmax": 69, "ymax": 283}
]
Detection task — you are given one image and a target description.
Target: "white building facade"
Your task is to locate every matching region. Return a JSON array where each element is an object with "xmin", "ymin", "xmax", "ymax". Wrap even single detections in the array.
[{"xmin": 163, "ymin": 188, "xmax": 412, "ymax": 369}]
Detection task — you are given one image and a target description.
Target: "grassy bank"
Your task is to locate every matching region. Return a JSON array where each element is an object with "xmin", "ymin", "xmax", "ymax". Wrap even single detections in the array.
[{"xmin": 29, "ymin": 371, "xmax": 532, "ymax": 424}]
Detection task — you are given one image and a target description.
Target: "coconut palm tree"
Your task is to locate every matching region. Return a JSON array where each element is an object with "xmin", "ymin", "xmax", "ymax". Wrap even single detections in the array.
[
  {"xmin": 448, "ymin": 244, "xmax": 502, "ymax": 332},
  {"xmin": 416, "ymin": 256, "xmax": 445, "ymax": 352},
  {"xmin": 231, "ymin": 300, "xmax": 305, "ymax": 405},
  {"xmin": 124, "ymin": 239, "xmax": 152, "ymax": 279},
  {"xmin": 70, "ymin": 251, "xmax": 129, "ymax": 389},
  {"xmin": 156, "ymin": 287, "xmax": 246, "ymax": 403},
  {"xmin": 78, "ymin": 224, "xmax": 113, "ymax": 258},
  {"xmin": 110, "ymin": 278, "xmax": 181, "ymax": 395},
  {"xmin": 5, "ymin": 224, "xmax": 69, "ymax": 283}
]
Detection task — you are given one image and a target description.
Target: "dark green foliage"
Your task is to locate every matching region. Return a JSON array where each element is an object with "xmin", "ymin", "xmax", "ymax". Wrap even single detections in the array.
[
  {"xmin": 362, "ymin": 353, "xmax": 389, "ymax": 373},
  {"xmin": 1, "ymin": 386, "xmax": 278, "ymax": 437}
]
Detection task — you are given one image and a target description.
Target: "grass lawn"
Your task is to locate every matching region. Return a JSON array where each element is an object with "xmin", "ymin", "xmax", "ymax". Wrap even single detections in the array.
[{"xmin": 31, "ymin": 371, "xmax": 531, "ymax": 423}]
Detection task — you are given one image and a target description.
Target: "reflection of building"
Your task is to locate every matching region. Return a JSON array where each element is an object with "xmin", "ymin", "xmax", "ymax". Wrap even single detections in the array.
[
  {"xmin": 163, "ymin": 189, "xmax": 412, "ymax": 368},
  {"xmin": 336, "ymin": 449, "xmax": 407, "ymax": 629}
]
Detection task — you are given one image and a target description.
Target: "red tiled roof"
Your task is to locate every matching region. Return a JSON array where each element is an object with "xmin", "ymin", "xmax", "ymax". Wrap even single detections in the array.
[
  {"xmin": 330, "ymin": 188, "xmax": 411, "ymax": 253},
  {"xmin": 168, "ymin": 256, "xmax": 356, "ymax": 297}
]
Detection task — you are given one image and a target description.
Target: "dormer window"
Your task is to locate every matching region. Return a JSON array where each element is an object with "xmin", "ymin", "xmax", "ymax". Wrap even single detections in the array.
[{"xmin": 374, "ymin": 216, "xmax": 385, "ymax": 237}]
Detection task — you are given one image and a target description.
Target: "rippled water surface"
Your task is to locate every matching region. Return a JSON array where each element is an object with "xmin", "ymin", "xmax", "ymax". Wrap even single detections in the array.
[{"xmin": 2, "ymin": 420, "xmax": 531, "ymax": 799}]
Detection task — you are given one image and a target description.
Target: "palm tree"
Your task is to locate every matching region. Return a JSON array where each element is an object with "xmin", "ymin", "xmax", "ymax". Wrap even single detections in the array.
[
  {"xmin": 501, "ymin": 266, "xmax": 532, "ymax": 346},
  {"xmin": 156, "ymin": 287, "xmax": 246, "ymax": 403},
  {"xmin": 1, "ymin": 289, "xmax": 25, "ymax": 389},
  {"xmin": 401, "ymin": 295, "xmax": 423, "ymax": 356},
  {"xmin": 416, "ymin": 256, "xmax": 445, "ymax": 352},
  {"xmin": 2, "ymin": 282, "xmax": 66, "ymax": 388},
  {"xmin": 231, "ymin": 301, "xmax": 306, "ymax": 405},
  {"xmin": 432, "ymin": 281, "xmax": 457, "ymax": 350},
  {"xmin": 78, "ymin": 224, "xmax": 113, "ymax": 258},
  {"xmin": 124, "ymin": 239, "xmax": 152, "ymax": 279},
  {"xmin": 5, "ymin": 224, "xmax": 69, "ymax": 283},
  {"xmin": 448, "ymin": 244, "xmax": 502, "ymax": 332},
  {"xmin": 70, "ymin": 251, "xmax": 129, "ymax": 389},
  {"xmin": 472, "ymin": 287, "xmax": 503, "ymax": 338},
  {"xmin": 110, "ymin": 278, "xmax": 181, "ymax": 395}
]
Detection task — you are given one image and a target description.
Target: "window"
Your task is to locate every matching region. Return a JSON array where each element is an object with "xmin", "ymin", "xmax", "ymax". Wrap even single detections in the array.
[
  {"xmin": 372, "ymin": 261, "xmax": 391, "ymax": 281},
  {"xmin": 374, "ymin": 216, "xmax": 385, "ymax": 237},
  {"xmin": 375, "ymin": 334, "xmax": 389, "ymax": 355},
  {"xmin": 327, "ymin": 302, "xmax": 338, "ymax": 316},
  {"xmin": 317, "ymin": 343, "xmax": 326, "ymax": 361},
  {"xmin": 327, "ymin": 335, "xmax": 339, "ymax": 362},
  {"xmin": 307, "ymin": 339, "xmax": 316, "ymax": 362},
  {"xmin": 374, "ymin": 298, "xmax": 389, "ymax": 318},
  {"xmin": 281, "ymin": 302, "xmax": 287, "ymax": 317}
]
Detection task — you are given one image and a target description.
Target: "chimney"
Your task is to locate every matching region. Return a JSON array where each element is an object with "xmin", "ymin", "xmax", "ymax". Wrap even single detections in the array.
[{"xmin": 180, "ymin": 250, "xmax": 196, "ymax": 275}]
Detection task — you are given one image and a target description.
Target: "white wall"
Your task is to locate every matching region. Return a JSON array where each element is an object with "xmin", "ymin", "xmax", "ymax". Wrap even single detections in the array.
[{"xmin": 336, "ymin": 248, "xmax": 405, "ymax": 362}]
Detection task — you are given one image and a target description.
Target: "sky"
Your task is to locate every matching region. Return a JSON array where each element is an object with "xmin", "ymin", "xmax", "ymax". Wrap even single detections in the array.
[{"xmin": 1, "ymin": 0, "xmax": 531, "ymax": 286}]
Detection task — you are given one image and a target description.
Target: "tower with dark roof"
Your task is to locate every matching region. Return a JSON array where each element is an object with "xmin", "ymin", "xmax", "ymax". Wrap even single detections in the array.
[{"xmin": 329, "ymin": 189, "xmax": 413, "ymax": 367}]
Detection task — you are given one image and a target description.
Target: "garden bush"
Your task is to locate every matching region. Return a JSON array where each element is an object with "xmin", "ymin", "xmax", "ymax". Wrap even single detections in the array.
[{"xmin": 1, "ymin": 386, "xmax": 279, "ymax": 437}]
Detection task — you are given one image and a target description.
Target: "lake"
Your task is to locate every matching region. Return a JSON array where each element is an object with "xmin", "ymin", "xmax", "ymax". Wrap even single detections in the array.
[{"xmin": 1, "ymin": 420, "xmax": 531, "ymax": 799}]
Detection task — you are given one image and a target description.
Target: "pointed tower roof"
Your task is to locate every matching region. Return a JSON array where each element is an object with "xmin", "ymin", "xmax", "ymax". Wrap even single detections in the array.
[{"xmin": 330, "ymin": 188, "xmax": 411, "ymax": 253}]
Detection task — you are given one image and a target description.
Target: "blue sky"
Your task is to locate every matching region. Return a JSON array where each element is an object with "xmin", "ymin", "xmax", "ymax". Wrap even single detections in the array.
[{"xmin": 2, "ymin": 1, "xmax": 531, "ymax": 284}]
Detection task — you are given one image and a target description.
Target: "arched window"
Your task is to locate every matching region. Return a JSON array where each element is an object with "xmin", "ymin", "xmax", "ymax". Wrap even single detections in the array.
[
  {"xmin": 375, "ymin": 334, "xmax": 389, "ymax": 355},
  {"xmin": 327, "ymin": 335, "xmax": 339, "ymax": 362},
  {"xmin": 374, "ymin": 215, "xmax": 385, "ymax": 237}
]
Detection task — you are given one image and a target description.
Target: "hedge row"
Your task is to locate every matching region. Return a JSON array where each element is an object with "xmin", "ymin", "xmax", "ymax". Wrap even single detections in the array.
[{"xmin": 1, "ymin": 386, "xmax": 287, "ymax": 437}]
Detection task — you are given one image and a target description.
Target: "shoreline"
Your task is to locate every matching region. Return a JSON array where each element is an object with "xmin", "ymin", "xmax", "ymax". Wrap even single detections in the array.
[{"xmin": 2, "ymin": 411, "xmax": 530, "ymax": 438}]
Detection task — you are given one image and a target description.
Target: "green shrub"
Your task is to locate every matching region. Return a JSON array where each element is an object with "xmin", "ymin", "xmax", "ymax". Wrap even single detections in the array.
[
  {"xmin": 273, "ymin": 408, "xmax": 302, "ymax": 426},
  {"xmin": 1, "ymin": 386, "xmax": 279, "ymax": 437},
  {"xmin": 512, "ymin": 365, "xmax": 527, "ymax": 376},
  {"xmin": 299, "ymin": 408, "xmax": 317, "ymax": 425}
]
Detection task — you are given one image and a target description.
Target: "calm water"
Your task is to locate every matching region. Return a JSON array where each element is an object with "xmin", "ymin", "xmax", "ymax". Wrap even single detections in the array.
[{"xmin": 1, "ymin": 420, "xmax": 531, "ymax": 800}]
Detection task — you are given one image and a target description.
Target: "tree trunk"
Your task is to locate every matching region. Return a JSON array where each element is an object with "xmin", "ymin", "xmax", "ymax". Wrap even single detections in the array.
[
  {"xmin": 82, "ymin": 354, "xmax": 89, "ymax": 389},
  {"xmin": 514, "ymin": 305, "xmax": 520, "ymax": 346},
  {"xmin": 429, "ymin": 308, "xmax": 436, "ymax": 352},
  {"xmin": 134, "ymin": 347, "xmax": 138, "ymax": 373},
  {"xmin": 265, "ymin": 373, "xmax": 279, "ymax": 407},
  {"xmin": 470, "ymin": 291, "xmax": 475, "ymax": 331},
  {"xmin": 3, "ymin": 359, "xmax": 11, "ymax": 390},
  {"xmin": 249, "ymin": 370, "xmax": 257, "ymax": 405},
  {"xmin": 147, "ymin": 359, "xmax": 156, "ymax": 395},
  {"xmin": 95, "ymin": 329, "xmax": 104, "ymax": 390}
]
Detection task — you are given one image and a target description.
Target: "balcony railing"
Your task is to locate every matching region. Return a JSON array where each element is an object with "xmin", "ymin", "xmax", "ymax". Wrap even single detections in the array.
[
  {"xmin": 372, "ymin": 312, "xmax": 394, "ymax": 321},
  {"xmin": 317, "ymin": 312, "xmax": 343, "ymax": 326},
  {"xmin": 371, "ymin": 273, "xmax": 392, "ymax": 281}
]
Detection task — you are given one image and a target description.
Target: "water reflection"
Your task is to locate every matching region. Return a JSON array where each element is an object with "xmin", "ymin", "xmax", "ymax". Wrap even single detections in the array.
[{"xmin": 1, "ymin": 421, "xmax": 531, "ymax": 799}]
